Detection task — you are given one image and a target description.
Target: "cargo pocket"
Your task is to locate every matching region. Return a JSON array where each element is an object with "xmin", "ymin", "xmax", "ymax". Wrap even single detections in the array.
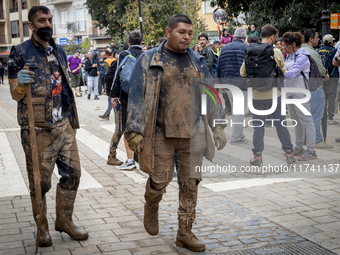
[{"xmin": 32, "ymin": 97, "xmax": 46, "ymax": 124}]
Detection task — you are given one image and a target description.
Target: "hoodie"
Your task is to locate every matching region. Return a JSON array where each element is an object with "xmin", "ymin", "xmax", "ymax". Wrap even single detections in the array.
[{"xmin": 284, "ymin": 47, "xmax": 311, "ymax": 97}]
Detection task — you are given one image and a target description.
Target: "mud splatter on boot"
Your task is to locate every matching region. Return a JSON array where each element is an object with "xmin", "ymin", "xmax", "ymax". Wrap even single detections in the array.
[
  {"xmin": 143, "ymin": 179, "xmax": 165, "ymax": 235},
  {"xmin": 55, "ymin": 184, "xmax": 88, "ymax": 240},
  {"xmin": 31, "ymin": 195, "xmax": 52, "ymax": 247}
]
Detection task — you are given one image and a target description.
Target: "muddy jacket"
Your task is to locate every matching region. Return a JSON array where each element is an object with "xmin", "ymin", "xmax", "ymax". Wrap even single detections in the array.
[
  {"xmin": 125, "ymin": 41, "xmax": 224, "ymax": 175},
  {"xmin": 11, "ymin": 38, "xmax": 79, "ymax": 129}
]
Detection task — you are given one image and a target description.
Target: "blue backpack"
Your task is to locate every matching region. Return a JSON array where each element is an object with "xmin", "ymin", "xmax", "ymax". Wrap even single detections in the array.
[{"xmin": 118, "ymin": 50, "xmax": 137, "ymax": 93}]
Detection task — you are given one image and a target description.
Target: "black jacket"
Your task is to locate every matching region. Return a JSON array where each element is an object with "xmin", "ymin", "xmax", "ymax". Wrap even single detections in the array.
[
  {"xmin": 84, "ymin": 57, "xmax": 99, "ymax": 77},
  {"xmin": 110, "ymin": 45, "xmax": 143, "ymax": 105}
]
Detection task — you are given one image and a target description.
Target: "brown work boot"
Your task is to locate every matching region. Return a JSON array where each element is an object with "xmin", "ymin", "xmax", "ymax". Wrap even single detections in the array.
[
  {"xmin": 31, "ymin": 196, "xmax": 52, "ymax": 247},
  {"xmin": 107, "ymin": 155, "xmax": 123, "ymax": 165},
  {"xmin": 55, "ymin": 184, "xmax": 89, "ymax": 240},
  {"xmin": 144, "ymin": 179, "xmax": 165, "ymax": 235},
  {"xmin": 107, "ymin": 149, "xmax": 123, "ymax": 165},
  {"xmin": 176, "ymin": 179, "xmax": 205, "ymax": 252},
  {"xmin": 176, "ymin": 213, "xmax": 206, "ymax": 252}
]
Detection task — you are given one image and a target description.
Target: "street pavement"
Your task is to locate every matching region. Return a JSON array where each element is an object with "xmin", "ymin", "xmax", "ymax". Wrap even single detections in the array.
[{"xmin": 1, "ymin": 76, "xmax": 340, "ymax": 255}]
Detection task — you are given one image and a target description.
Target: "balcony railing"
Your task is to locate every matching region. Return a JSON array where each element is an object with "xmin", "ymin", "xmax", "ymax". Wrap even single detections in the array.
[
  {"xmin": 66, "ymin": 20, "xmax": 87, "ymax": 33},
  {"xmin": 10, "ymin": 7, "xmax": 18, "ymax": 13},
  {"xmin": 89, "ymin": 27, "xmax": 110, "ymax": 39}
]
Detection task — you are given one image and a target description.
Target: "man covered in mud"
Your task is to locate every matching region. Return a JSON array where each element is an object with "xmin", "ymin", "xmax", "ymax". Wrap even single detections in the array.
[
  {"xmin": 8, "ymin": 6, "xmax": 88, "ymax": 247},
  {"xmin": 125, "ymin": 14, "xmax": 226, "ymax": 252}
]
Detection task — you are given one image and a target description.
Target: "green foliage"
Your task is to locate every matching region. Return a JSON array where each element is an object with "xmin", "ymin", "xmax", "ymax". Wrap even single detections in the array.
[
  {"xmin": 65, "ymin": 38, "xmax": 81, "ymax": 55},
  {"xmin": 81, "ymin": 37, "xmax": 92, "ymax": 52},
  {"xmin": 209, "ymin": 0, "xmax": 340, "ymax": 37},
  {"xmin": 85, "ymin": 0, "xmax": 207, "ymax": 46}
]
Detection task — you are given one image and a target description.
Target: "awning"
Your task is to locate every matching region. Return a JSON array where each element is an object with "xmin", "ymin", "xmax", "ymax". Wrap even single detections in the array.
[{"xmin": 0, "ymin": 51, "xmax": 10, "ymax": 57}]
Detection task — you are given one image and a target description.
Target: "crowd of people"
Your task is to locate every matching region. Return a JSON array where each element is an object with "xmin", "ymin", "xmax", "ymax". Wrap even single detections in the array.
[
  {"xmin": 187, "ymin": 24, "xmax": 340, "ymax": 164},
  {"xmin": 6, "ymin": 4, "xmax": 340, "ymax": 253}
]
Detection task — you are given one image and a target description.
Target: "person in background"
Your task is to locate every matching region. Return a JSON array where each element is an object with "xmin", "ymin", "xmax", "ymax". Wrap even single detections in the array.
[
  {"xmin": 110, "ymin": 39, "xmax": 119, "ymax": 53},
  {"xmin": 249, "ymin": 23, "xmax": 260, "ymax": 38},
  {"xmin": 84, "ymin": 51, "xmax": 100, "ymax": 100},
  {"xmin": 192, "ymin": 44, "xmax": 199, "ymax": 53},
  {"xmin": 98, "ymin": 52, "xmax": 106, "ymax": 95},
  {"xmin": 246, "ymin": 36, "xmax": 260, "ymax": 44},
  {"xmin": 221, "ymin": 28, "xmax": 233, "ymax": 45},
  {"xmin": 213, "ymin": 40, "xmax": 221, "ymax": 55},
  {"xmin": 282, "ymin": 31, "xmax": 317, "ymax": 161},
  {"xmin": 67, "ymin": 51, "xmax": 82, "ymax": 97},
  {"xmin": 275, "ymin": 38, "xmax": 287, "ymax": 58},
  {"xmin": 0, "ymin": 62, "xmax": 6, "ymax": 84},
  {"xmin": 301, "ymin": 29, "xmax": 331, "ymax": 149},
  {"xmin": 198, "ymin": 32, "xmax": 216, "ymax": 77}
]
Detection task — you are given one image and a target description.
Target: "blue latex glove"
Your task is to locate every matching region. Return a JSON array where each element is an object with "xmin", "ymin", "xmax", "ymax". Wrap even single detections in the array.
[{"xmin": 18, "ymin": 69, "xmax": 34, "ymax": 87}]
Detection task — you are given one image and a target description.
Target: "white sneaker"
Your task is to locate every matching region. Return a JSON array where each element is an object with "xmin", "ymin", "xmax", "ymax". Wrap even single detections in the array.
[{"xmin": 119, "ymin": 159, "xmax": 136, "ymax": 171}]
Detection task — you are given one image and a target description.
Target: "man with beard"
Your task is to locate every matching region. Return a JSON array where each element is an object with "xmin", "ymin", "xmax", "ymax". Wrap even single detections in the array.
[{"xmin": 8, "ymin": 5, "xmax": 88, "ymax": 247}]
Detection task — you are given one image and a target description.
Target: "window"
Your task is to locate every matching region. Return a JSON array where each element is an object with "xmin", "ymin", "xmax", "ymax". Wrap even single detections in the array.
[
  {"xmin": 60, "ymin": 11, "xmax": 68, "ymax": 24},
  {"xmin": 203, "ymin": 0, "xmax": 216, "ymax": 14},
  {"xmin": 23, "ymin": 22, "xmax": 29, "ymax": 37},
  {"xmin": 22, "ymin": 0, "xmax": 27, "ymax": 10},
  {"xmin": 11, "ymin": 21, "xmax": 18, "ymax": 38},
  {"xmin": 10, "ymin": 0, "xmax": 18, "ymax": 13},
  {"xmin": 75, "ymin": 8, "xmax": 85, "ymax": 31}
]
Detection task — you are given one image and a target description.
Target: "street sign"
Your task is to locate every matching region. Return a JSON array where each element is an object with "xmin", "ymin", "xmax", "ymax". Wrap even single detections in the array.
[
  {"xmin": 330, "ymin": 13, "xmax": 339, "ymax": 29},
  {"xmin": 60, "ymin": 38, "xmax": 68, "ymax": 46}
]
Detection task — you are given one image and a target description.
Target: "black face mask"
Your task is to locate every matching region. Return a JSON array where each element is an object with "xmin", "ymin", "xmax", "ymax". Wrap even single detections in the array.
[{"xmin": 35, "ymin": 27, "xmax": 53, "ymax": 42}]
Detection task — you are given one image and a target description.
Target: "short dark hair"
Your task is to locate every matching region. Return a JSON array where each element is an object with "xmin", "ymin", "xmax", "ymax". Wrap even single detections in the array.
[
  {"xmin": 251, "ymin": 23, "xmax": 257, "ymax": 28},
  {"xmin": 282, "ymin": 32, "xmax": 304, "ymax": 48},
  {"xmin": 260, "ymin": 24, "xmax": 278, "ymax": 38},
  {"xmin": 213, "ymin": 40, "xmax": 220, "ymax": 45},
  {"xmin": 28, "ymin": 6, "xmax": 50, "ymax": 22},
  {"xmin": 304, "ymin": 29, "xmax": 316, "ymax": 43},
  {"xmin": 247, "ymin": 36, "xmax": 260, "ymax": 44},
  {"xmin": 75, "ymin": 51, "xmax": 80, "ymax": 54},
  {"xmin": 128, "ymin": 30, "xmax": 143, "ymax": 46},
  {"xmin": 198, "ymin": 32, "xmax": 209, "ymax": 41},
  {"xmin": 167, "ymin": 14, "xmax": 192, "ymax": 30},
  {"xmin": 105, "ymin": 48, "xmax": 113, "ymax": 56},
  {"xmin": 123, "ymin": 41, "xmax": 129, "ymax": 50},
  {"xmin": 275, "ymin": 37, "xmax": 282, "ymax": 44}
]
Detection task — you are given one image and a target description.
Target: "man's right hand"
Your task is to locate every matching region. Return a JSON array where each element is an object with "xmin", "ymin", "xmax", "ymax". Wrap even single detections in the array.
[
  {"xmin": 111, "ymin": 97, "xmax": 121, "ymax": 109},
  {"xmin": 17, "ymin": 69, "xmax": 34, "ymax": 93}
]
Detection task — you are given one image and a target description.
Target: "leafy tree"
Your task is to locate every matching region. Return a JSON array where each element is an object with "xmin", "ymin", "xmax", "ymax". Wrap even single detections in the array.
[
  {"xmin": 81, "ymin": 37, "xmax": 92, "ymax": 52},
  {"xmin": 85, "ymin": 0, "xmax": 207, "ymax": 46},
  {"xmin": 65, "ymin": 38, "xmax": 81, "ymax": 56},
  {"xmin": 209, "ymin": 0, "xmax": 339, "ymax": 37}
]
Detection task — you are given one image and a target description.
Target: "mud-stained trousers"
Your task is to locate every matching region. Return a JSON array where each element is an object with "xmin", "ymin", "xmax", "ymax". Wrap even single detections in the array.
[
  {"xmin": 145, "ymin": 132, "xmax": 206, "ymax": 228},
  {"xmin": 108, "ymin": 109, "xmax": 123, "ymax": 159},
  {"xmin": 21, "ymin": 118, "xmax": 81, "ymax": 198}
]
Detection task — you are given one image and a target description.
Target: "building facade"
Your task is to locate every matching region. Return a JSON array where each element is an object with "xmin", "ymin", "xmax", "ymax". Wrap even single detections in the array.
[
  {"xmin": 0, "ymin": 0, "xmax": 39, "ymax": 64},
  {"xmin": 40, "ymin": 0, "xmax": 111, "ymax": 53}
]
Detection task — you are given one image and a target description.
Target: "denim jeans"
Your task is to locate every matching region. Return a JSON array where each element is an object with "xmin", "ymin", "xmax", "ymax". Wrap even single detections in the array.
[
  {"xmin": 88, "ymin": 75, "xmax": 99, "ymax": 97},
  {"xmin": 226, "ymin": 90, "xmax": 247, "ymax": 142},
  {"xmin": 106, "ymin": 96, "xmax": 112, "ymax": 115},
  {"xmin": 288, "ymin": 95, "xmax": 315, "ymax": 151},
  {"xmin": 252, "ymin": 96, "xmax": 293, "ymax": 156},
  {"xmin": 98, "ymin": 73, "xmax": 105, "ymax": 94},
  {"xmin": 310, "ymin": 87, "xmax": 325, "ymax": 143}
]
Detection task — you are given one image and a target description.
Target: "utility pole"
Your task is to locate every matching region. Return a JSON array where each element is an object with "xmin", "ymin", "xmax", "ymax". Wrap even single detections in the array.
[
  {"xmin": 120, "ymin": 0, "xmax": 124, "ymax": 50},
  {"xmin": 138, "ymin": 0, "xmax": 145, "ymax": 46},
  {"xmin": 321, "ymin": 0, "xmax": 330, "ymax": 39}
]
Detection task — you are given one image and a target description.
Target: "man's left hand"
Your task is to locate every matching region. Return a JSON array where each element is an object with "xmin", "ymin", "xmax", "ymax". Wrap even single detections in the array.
[
  {"xmin": 126, "ymin": 132, "xmax": 144, "ymax": 154},
  {"xmin": 213, "ymin": 125, "xmax": 226, "ymax": 150}
]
